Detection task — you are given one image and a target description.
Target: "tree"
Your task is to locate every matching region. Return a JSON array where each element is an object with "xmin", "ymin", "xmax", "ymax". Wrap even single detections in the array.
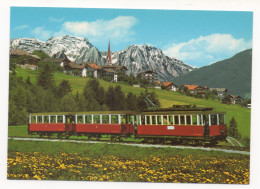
[
  {"xmin": 105, "ymin": 86, "xmax": 115, "ymax": 110},
  {"xmin": 37, "ymin": 63, "xmax": 55, "ymax": 90},
  {"xmin": 57, "ymin": 79, "xmax": 72, "ymax": 98},
  {"xmin": 114, "ymin": 85, "xmax": 126, "ymax": 110},
  {"xmin": 228, "ymin": 117, "xmax": 241, "ymax": 139},
  {"xmin": 59, "ymin": 94, "xmax": 78, "ymax": 112},
  {"xmin": 126, "ymin": 92, "xmax": 138, "ymax": 110}
]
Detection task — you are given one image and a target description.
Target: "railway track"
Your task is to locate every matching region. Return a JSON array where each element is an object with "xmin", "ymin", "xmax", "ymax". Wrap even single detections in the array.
[{"xmin": 8, "ymin": 137, "xmax": 250, "ymax": 155}]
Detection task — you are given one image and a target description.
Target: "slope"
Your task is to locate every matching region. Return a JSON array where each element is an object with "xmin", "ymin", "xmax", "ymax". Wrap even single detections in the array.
[
  {"xmin": 15, "ymin": 67, "xmax": 251, "ymax": 138},
  {"xmin": 172, "ymin": 49, "xmax": 252, "ymax": 98}
]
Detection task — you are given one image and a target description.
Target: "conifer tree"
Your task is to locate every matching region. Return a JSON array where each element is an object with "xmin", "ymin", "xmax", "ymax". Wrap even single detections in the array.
[{"xmin": 228, "ymin": 117, "xmax": 241, "ymax": 139}]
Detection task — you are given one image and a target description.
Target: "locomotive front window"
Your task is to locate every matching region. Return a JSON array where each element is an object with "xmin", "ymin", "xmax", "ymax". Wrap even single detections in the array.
[
  {"xmin": 211, "ymin": 114, "xmax": 218, "ymax": 125},
  {"xmin": 57, "ymin": 116, "xmax": 63, "ymax": 123},
  {"xmin": 102, "ymin": 115, "xmax": 109, "ymax": 124},
  {"xmin": 85, "ymin": 115, "xmax": 92, "ymax": 123},
  {"xmin": 111, "ymin": 115, "xmax": 118, "ymax": 124},
  {"xmin": 219, "ymin": 114, "xmax": 225, "ymax": 124},
  {"xmin": 93, "ymin": 115, "xmax": 100, "ymax": 124}
]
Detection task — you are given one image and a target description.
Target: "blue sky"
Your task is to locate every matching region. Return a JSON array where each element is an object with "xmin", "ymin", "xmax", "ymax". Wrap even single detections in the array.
[{"xmin": 10, "ymin": 7, "xmax": 253, "ymax": 67}]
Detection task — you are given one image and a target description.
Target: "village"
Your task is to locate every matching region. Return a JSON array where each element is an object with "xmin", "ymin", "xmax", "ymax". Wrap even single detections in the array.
[{"xmin": 10, "ymin": 45, "xmax": 250, "ymax": 108}]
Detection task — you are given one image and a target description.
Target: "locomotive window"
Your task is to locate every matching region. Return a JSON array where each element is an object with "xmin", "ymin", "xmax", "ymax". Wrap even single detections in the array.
[
  {"xmin": 211, "ymin": 114, "xmax": 217, "ymax": 125},
  {"xmin": 152, "ymin": 116, "xmax": 156, "ymax": 125},
  {"xmin": 186, "ymin": 115, "xmax": 191, "ymax": 125},
  {"xmin": 85, "ymin": 115, "xmax": 92, "ymax": 123},
  {"xmin": 157, "ymin": 116, "xmax": 162, "ymax": 125},
  {"xmin": 77, "ymin": 115, "xmax": 83, "ymax": 123},
  {"xmin": 180, "ymin": 116, "xmax": 185, "ymax": 125},
  {"xmin": 102, "ymin": 115, "xmax": 109, "ymax": 124},
  {"xmin": 31, "ymin": 116, "xmax": 36, "ymax": 123},
  {"xmin": 93, "ymin": 115, "xmax": 100, "ymax": 124},
  {"xmin": 50, "ymin": 116, "xmax": 56, "ymax": 123},
  {"xmin": 192, "ymin": 115, "xmax": 197, "ymax": 125},
  {"xmin": 44, "ymin": 116, "xmax": 49, "ymax": 123},
  {"xmin": 219, "ymin": 114, "xmax": 225, "ymax": 124},
  {"xmin": 169, "ymin": 116, "xmax": 174, "ymax": 125},
  {"xmin": 57, "ymin": 116, "xmax": 63, "ymax": 123},
  {"xmin": 111, "ymin": 115, "xmax": 118, "ymax": 124},
  {"xmin": 174, "ymin": 115, "xmax": 179, "ymax": 125}
]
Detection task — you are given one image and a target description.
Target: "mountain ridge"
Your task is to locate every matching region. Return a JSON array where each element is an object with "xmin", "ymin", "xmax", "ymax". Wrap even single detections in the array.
[{"xmin": 10, "ymin": 35, "xmax": 196, "ymax": 81}]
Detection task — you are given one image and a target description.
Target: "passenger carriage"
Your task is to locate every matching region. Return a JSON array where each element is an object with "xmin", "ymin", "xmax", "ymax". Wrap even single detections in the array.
[{"xmin": 135, "ymin": 109, "xmax": 227, "ymax": 145}]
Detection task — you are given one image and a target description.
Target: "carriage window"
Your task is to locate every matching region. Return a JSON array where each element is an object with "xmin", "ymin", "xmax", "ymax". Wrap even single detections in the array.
[
  {"xmin": 111, "ymin": 115, "xmax": 119, "ymax": 124},
  {"xmin": 38, "ymin": 116, "xmax": 43, "ymax": 123},
  {"xmin": 93, "ymin": 115, "xmax": 100, "ymax": 124},
  {"xmin": 85, "ymin": 115, "xmax": 92, "ymax": 123},
  {"xmin": 44, "ymin": 116, "xmax": 49, "ymax": 123},
  {"xmin": 50, "ymin": 116, "xmax": 56, "ymax": 123},
  {"xmin": 162, "ymin": 116, "xmax": 168, "ymax": 125},
  {"xmin": 141, "ymin": 116, "xmax": 145, "ymax": 125},
  {"xmin": 192, "ymin": 115, "xmax": 197, "ymax": 125},
  {"xmin": 31, "ymin": 116, "xmax": 36, "ymax": 123},
  {"xmin": 152, "ymin": 116, "xmax": 156, "ymax": 125},
  {"xmin": 211, "ymin": 114, "xmax": 218, "ymax": 125},
  {"xmin": 219, "ymin": 114, "xmax": 225, "ymax": 124},
  {"xmin": 102, "ymin": 115, "xmax": 109, "ymax": 124},
  {"xmin": 66, "ymin": 115, "xmax": 75, "ymax": 123},
  {"xmin": 186, "ymin": 115, "xmax": 191, "ymax": 125},
  {"xmin": 57, "ymin": 116, "xmax": 63, "ymax": 123},
  {"xmin": 169, "ymin": 116, "xmax": 174, "ymax": 124},
  {"xmin": 174, "ymin": 116, "xmax": 179, "ymax": 125},
  {"xmin": 146, "ymin": 116, "xmax": 151, "ymax": 125},
  {"xmin": 157, "ymin": 116, "xmax": 162, "ymax": 125},
  {"xmin": 180, "ymin": 116, "xmax": 185, "ymax": 125},
  {"xmin": 77, "ymin": 115, "xmax": 83, "ymax": 123},
  {"xmin": 203, "ymin": 114, "xmax": 209, "ymax": 124},
  {"xmin": 120, "ymin": 115, "xmax": 126, "ymax": 124}
]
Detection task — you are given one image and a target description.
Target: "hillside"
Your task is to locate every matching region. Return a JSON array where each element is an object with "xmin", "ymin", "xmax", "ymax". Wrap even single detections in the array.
[
  {"xmin": 172, "ymin": 49, "xmax": 252, "ymax": 98},
  {"xmin": 15, "ymin": 67, "xmax": 251, "ymax": 138}
]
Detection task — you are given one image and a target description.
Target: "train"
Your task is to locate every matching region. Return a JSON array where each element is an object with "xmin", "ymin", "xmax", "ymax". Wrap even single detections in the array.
[{"xmin": 28, "ymin": 107, "xmax": 227, "ymax": 146}]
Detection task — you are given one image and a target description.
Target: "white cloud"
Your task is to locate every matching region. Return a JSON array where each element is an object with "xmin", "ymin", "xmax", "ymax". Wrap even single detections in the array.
[
  {"xmin": 31, "ymin": 27, "xmax": 52, "ymax": 41},
  {"xmin": 49, "ymin": 17, "xmax": 64, "ymax": 22},
  {"xmin": 164, "ymin": 34, "xmax": 252, "ymax": 67},
  {"xmin": 13, "ymin": 25, "xmax": 28, "ymax": 30},
  {"xmin": 55, "ymin": 16, "xmax": 138, "ymax": 43}
]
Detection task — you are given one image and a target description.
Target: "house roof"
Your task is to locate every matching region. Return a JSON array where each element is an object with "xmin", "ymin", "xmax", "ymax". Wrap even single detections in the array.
[
  {"xmin": 103, "ymin": 68, "xmax": 117, "ymax": 73},
  {"xmin": 87, "ymin": 63, "xmax": 101, "ymax": 69},
  {"xmin": 183, "ymin": 85, "xmax": 199, "ymax": 90},
  {"xmin": 101, "ymin": 65, "xmax": 128, "ymax": 70},
  {"xmin": 227, "ymin": 94, "xmax": 236, "ymax": 98}
]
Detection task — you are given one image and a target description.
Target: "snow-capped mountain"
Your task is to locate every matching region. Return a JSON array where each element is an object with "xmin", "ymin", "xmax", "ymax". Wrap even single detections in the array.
[
  {"xmin": 111, "ymin": 44, "xmax": 195, "ymax": 80},
  {"xmin": 10, "ymin": 35, "xmax": 106, "ymax": 64},
  {"xmin": 10, "ymin": 35, "xmax": 196, "ymax": 80}
]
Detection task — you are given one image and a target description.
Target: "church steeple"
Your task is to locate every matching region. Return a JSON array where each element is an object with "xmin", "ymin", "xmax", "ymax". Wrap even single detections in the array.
[{"xmin": 106, "ymin": 39, "xmax": 112, "ymax": 65}]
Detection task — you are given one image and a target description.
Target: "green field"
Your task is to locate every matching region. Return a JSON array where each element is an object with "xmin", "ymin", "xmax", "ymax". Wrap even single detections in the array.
[
  {"xmin": 7, "ymin": 139, "xmax": 249, "ymax": 183},
  {"xmin": 15, "ymin": 67, "xmax": 251, "ymax": 138}
]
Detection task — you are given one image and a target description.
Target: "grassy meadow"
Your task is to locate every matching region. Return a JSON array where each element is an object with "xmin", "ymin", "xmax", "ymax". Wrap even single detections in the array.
[
  {"xmin": 15, "ymin": 67, "xmax": 251, "ymax": 139},
  {"xmin": 8, "ymin": 139, "xmax": 249, "ymax": 183}
]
